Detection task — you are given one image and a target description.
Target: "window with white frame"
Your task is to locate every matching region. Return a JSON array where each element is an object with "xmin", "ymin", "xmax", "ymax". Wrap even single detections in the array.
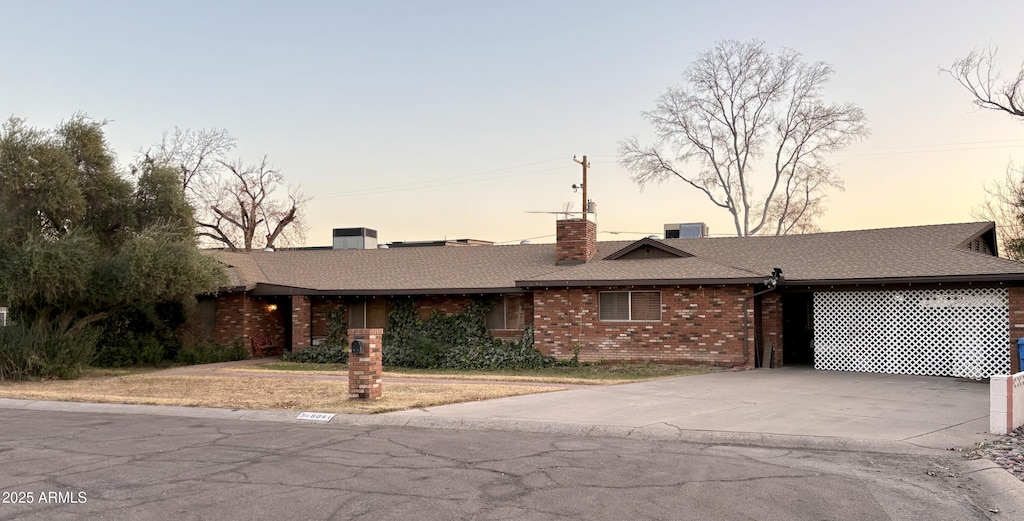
[
  {"xmin": 0, "ymin": 306, "xmax": 7, "ymax": 327},
  {"xmin": 599, "ymin": 291, "xmax": 661, "ymax": 321}
]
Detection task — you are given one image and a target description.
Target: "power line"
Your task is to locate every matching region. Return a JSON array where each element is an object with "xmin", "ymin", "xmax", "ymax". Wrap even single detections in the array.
[
  {"xmin": 317, "ymin": 159, "xmax": 568, "ymax": 199},
  {"xmin": 837, "ymin": 143, "xmax": 1024, "ymax": 157},
  {"xmin": 848, "ymin": 138, "xmax": 1024, "ymax": 151}
]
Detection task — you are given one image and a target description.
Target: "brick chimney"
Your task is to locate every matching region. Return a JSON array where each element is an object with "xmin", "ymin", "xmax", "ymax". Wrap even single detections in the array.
[{"xmin": 555, "ymin": 218, "xmax": 597, "ymax": 265}]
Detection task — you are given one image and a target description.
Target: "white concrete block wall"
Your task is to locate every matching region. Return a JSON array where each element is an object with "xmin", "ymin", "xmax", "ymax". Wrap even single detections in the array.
[{"xmin": 991, "ymin": 372, "xmax": 1024, "ymax": 435}]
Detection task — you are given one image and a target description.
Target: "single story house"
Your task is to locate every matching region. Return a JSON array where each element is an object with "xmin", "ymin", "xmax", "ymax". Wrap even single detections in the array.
[{"xmin": 200, "ymin": 219, "xmax": 1024, "ymax": 378}]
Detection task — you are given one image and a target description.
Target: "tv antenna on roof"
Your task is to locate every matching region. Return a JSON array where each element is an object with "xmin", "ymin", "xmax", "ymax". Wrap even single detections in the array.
[{"xmin": 526, "ymin": 202, "xmax": 576, "ymax": 220}]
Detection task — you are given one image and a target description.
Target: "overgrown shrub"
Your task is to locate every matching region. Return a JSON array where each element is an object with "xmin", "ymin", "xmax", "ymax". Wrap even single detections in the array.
[
  {"xmin": 282, "ymin": 342, "xmax": 349, "ymax": 364},
  {"xmin": 282, "ymin": 304, "xmax": 349, "ymax": 363},
  {"xmin": 383, "ymin": 299, "xmax": 552, "ymax": 370},
  {"xmin": 0, "ymin": 322, "xmax": 99, "ymax": 380},
  {"xmin": 174, "ymin": 337, "xmax": 249, "ymax": 365},
  {"xmin": 442, "ymin": 326, "xmax": 550, "ymax": 370},
  {"xmin": 93, "ymin": 304, "xmax": 185, "ymax": 367},
  {"xmin": 93, "ymin": 331, "xmax": 168, "ymax": 367}
]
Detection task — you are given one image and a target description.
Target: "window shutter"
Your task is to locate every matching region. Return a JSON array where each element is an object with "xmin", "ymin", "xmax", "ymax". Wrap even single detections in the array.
[
  {"xmin": 349, "ymin": 302, "xmax": 366, "ymax": 328},
  {"xmin": 506, "ymin": 295, "xmax": 524, "ymax": 330},
  {"xmin": 600, "ymin": 292, "xmax": 629, "ymax": 320},
  {"xmin": 367, "ymin": 299, "xmax": 387, "ymax": 328},
  {"xmin": 486, "ymin": 298, "xmax": 506, "ymax": 329},
  {"xmin": 630, "ymin": 291, "xmax": 661, "ymax": 321}
]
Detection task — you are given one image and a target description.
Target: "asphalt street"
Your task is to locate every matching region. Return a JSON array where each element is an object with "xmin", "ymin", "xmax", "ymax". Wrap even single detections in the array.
[{"xmin": 0, "ymin": 408, "xmax": 994, "ymax": 521}]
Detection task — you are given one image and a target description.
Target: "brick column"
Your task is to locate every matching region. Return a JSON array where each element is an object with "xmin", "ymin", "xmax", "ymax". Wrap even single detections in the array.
[
  {"xmin": 291, "ymin": 295, "xmax": 311, "ymax": 352},
  {"xmin": 348, "ymin": 328, "xmax": 383, "ymax": 400},
  {"xmin": 1010, "ymin": 287, "xmax": 1024, "ymax": 374}
]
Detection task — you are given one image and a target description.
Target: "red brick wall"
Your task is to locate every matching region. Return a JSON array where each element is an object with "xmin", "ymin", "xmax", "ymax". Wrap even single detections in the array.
[
  {"xmin": 291, "ymin": 295, "xmax": 311, "ymax": 351},
  {"xmin": 311, "ymin": 297, "xmax": 346, "ymax": 340},
  {"xmin": 555, "ymin": 219, "xmax": 597, "ymax": 265},
  {"xmin": 213, "ymin": 293, "xmax": 254, "ymax": 346},
  {"xmin": 212, "ymin": 293, "xmax": 288, "ymax": 354},
  {"xmin": 414, "ymin": 295, "xmax": 476, "ymax": 320},
  {"xmin": 217, "ymin": 292, "xmax": 537, "ymax": 354},
  {"xmin": 760, "ymin": 293, "xmax": 783, "ymax": 368},
  {"xmin": 1011, "ymin": 286, "xmax": 1024, "ymax": 373},
  {"xmin": 533, "ymin": 285, "xmax": 754, "ymax": 367},
  {"xmin": 248, "ymin": 298, "xmax": 287, "ymax": 350}
]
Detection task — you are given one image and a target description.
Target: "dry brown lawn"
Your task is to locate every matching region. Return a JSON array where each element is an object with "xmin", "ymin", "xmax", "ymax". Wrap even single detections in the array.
[
  {"xmin": 218, "ymin": 366, "xmax": 634, "ymax": 385},
  {"xmin": 0, "ymin": 373, "xmax": 564, "ymax": 414}
]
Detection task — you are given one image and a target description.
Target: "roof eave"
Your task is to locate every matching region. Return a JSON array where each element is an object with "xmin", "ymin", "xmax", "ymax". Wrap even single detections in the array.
[
  {"xmin": 249, "ymin": 284, "xmax": 527, "ymax": 296},
  {"xmin": 516, "ymin": 277, "xmax": 765, "ymax": 288},
  {"xmin": 780, "ymin": 273, "xmax": 1024, "ymax": 287}
]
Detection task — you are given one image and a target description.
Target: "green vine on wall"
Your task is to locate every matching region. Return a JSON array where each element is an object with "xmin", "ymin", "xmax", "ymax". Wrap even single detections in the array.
[
  {"xmin": 382, "ymin": 298, "xmax": 549, "ymax": 369},
  {"xmin": 282, "ymin": 304, "xmax": 349, "ymax": 363}
]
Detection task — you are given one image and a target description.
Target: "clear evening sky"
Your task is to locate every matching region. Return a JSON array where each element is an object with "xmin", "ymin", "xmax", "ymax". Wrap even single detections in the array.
[{"xmin": 3, "ymin": 1, "xmax": 1023, "ymax": 245}]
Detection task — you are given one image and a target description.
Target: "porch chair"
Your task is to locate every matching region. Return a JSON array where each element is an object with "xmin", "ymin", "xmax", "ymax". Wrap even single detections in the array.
[{"xmin": 250, "ymin": 333, "xmax": 282, "ymax": 357}]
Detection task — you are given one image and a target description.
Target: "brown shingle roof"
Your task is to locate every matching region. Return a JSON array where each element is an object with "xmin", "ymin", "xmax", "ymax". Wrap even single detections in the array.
[
  {"xmin": 652, "ymin": 222, "xmax": 1018, "ymax": 284},
  {"xmin": 215, "ymin": 242, "xmax": 564, "ymax": 294},
  {"xmin": 210, "ymin": 222, "xmax": 1024, "ymax": 294}
]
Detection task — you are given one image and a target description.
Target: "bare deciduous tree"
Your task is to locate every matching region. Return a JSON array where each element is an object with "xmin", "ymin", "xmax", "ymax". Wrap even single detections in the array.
[
  {"xmin": 141, "ymin": 128, "xmax": 307, "ymax": 251},
  {"xmin": 946, "ymin": 48, "xmax": 1024, "ymax": 259},
  {"xmin": 199, "ymin": 157, "xmax": 308, "ymax": 251},
  {"xmin": 971, "ymin": 163, "xmax": 1024, "ymax": 260},
  {"xmin": 620, "ymin": 39, "xmax": 869, "ymax": 236},
  {"xmin": 945, "ymin": 48, "xmax": 1024, "ymax": 118}
]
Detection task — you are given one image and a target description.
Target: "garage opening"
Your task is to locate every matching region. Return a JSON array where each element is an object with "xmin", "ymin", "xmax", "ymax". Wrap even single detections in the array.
[
  {"xmin": 782, "ymin": 293, "xmax": 814, "ymax": 365},
  {"xmin": 812, "ymin": 287, "xmax": 1009, "ymax": 378}
]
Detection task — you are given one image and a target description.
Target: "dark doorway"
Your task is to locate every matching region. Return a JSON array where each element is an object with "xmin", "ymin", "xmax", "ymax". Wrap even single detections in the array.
[{"xmin": 782, "ymin": 292, "xmax": 814, "ymax": 365}]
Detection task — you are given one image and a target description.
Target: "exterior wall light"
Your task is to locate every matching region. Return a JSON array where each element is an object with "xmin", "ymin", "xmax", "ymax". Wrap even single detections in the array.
[{"xmin": 266, "ymin": 303, "xmax": 278, "ymax": 312}]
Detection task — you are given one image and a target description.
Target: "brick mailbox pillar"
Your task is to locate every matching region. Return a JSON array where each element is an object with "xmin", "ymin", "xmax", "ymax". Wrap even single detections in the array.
[{"xmin": 348, "ymin": 328, "xmax": 383, "ymax": 400}]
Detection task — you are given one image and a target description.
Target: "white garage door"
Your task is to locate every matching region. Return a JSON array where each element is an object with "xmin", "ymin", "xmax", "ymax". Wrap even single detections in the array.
[{"xmin": 813, "ymin": 288, "xmax": 1009, "ymax": 378}]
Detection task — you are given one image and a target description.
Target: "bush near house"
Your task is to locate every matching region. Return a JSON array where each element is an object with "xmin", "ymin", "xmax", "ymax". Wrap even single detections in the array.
[
  {"xmin": 92, "ymin": 305, "xmax": 248, "ymax": 368},
  {"xmin": 174, "ymin": 338, "xmax": 249, "ymax": 365},
  {"xmin": 383, "ymin": 299, "xmax": 552, "ymax": 370},
  {"xmin": 0, "ymin": 322, "xmax": 99, "ymax": 381},
  {"xmin": 283, "ymin": 305, "xmax": 349, "ymax": 364}
]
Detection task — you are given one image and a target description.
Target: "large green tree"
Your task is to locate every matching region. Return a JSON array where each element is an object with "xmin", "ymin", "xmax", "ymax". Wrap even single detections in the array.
[{"xmin": 0, "ymin": 115, "xmax": 225, "ymax": 334}]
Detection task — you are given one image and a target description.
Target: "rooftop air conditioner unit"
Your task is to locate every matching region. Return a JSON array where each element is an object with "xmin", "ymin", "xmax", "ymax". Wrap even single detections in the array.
[
  {"xmin": 664, "ymin": 222, "xmax": 709, "ymax": 239},
  {"xmin": 332, "ymin": 227, "xmax": 378, "ymax": 249}
]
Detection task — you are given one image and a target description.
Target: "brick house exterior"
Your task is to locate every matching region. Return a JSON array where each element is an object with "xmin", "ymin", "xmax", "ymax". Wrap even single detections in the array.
[
  {"xmin": 204, "ymin": 219, "xmax": 1024, "ymax": 377},
  {"xmin": 532, "ymin": 285, "xmax": 754, "ymax": 366}
]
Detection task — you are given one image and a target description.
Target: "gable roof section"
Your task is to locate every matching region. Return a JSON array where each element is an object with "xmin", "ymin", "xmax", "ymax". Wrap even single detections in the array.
[
  {"xmin": 209, "ymin": 222, "xmax": 1024, "ymax": 295},
  {"xmin": 604, "ymin": 237, "xmax": 693, "ymax": 260}
]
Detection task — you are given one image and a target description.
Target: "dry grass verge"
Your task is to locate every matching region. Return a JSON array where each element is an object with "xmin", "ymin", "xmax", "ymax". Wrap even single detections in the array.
[
  {"xmin": 0, "ymin": 373, "xmax": 563, "ymax": 414},
  {"xmin": 224, "ymin": 362, "xmax": 719, "ymax": 385}
]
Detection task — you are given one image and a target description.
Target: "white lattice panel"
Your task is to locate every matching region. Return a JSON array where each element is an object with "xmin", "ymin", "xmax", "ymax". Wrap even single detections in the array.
[{"xmin": 813, "ymin": 288, "xmax": 1009, "ymax": 378}]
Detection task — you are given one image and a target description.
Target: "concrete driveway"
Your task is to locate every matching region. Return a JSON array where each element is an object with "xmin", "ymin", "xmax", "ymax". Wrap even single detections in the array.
[{"xmin": 388, "ymin": 367, "xmax": 994, "ymax": 451}]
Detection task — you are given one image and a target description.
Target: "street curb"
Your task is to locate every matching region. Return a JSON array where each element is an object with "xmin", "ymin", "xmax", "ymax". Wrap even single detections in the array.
[
  {"xmin": 0, "ymin": 397, "xmax": 937, "ymax": 454},
  {"xmin": 961, "ymin": 459, "xmax": 1024, "ymax": 517}
]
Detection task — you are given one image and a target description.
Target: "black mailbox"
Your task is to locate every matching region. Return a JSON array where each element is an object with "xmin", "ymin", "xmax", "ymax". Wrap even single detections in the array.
[{"xmin": 351, "ymin": 337, "xmax": 365, "ymax": 355}]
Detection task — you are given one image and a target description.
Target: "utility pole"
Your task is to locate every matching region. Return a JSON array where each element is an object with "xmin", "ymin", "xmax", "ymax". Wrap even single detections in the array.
[{"xmin": 572, "ymin": 155, "xmax": 589, "ymax": 220}]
